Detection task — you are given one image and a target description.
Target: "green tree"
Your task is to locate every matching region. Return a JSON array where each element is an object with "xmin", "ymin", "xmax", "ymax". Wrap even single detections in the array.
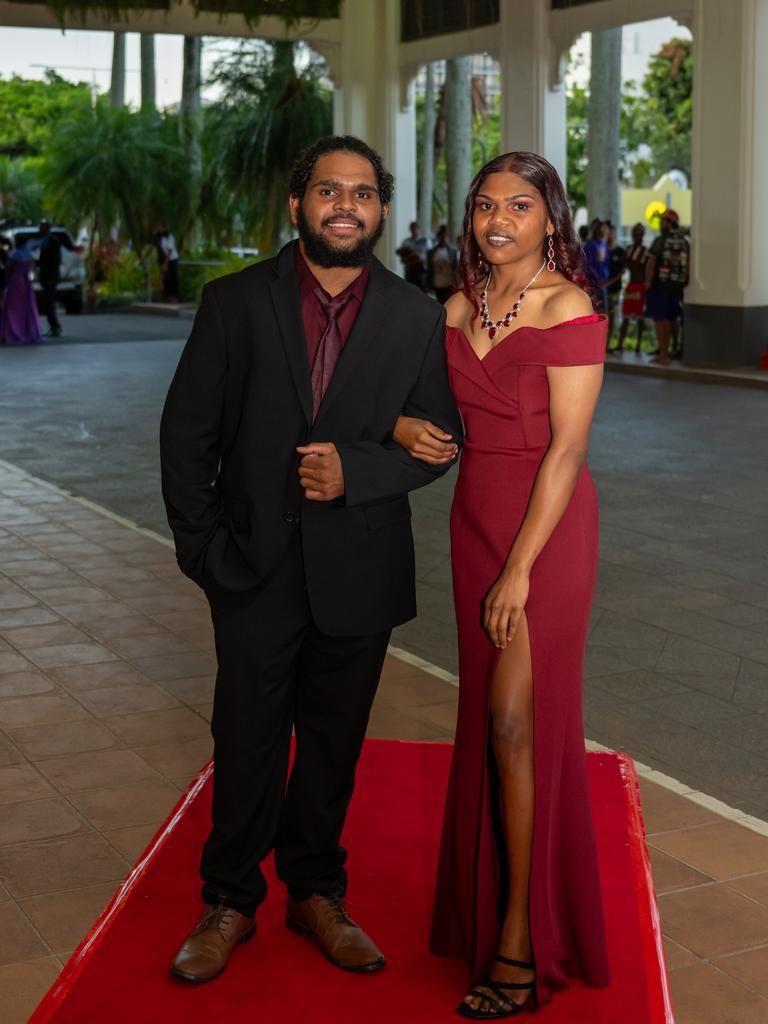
[
  {"xmin": 630, "ymin": 38, "xmax": 693, "ymax": 180},
  {"xmin": 0, "ymin": 71, "xmax": 91, "ymax": 157},
  {"xmin": 40, "ymin": 99, "xmax": 189, "ymax": 272},
  {"xmin": 0, "ymin": 155, "xmax": 43, "ymax": 224},
  {"xmin": 619, "ymin": 85, "xmax": 653, "ymax": 187},
  {"xmin": 566, "ymin": 36, "xmax": 693, "ymax": 209},
  {"xmin": 566, "ymin": 79, "xmax": 588, "ymax": 212},
  {"xmin": 203, "ymin": 40, "xmax": 332, "ymax": 254}
]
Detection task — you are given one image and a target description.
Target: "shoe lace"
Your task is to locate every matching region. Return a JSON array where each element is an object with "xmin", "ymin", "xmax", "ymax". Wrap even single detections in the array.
[
  {"xmin": 197, "ymin": 899, "xmax": 237, "ymax": 941},
  {"xmin": 322, "ymin": 891, "xmax": 353, "ymax": 927}
]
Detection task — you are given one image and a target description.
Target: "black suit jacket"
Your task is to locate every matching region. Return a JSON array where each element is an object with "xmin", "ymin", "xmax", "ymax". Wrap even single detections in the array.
[
  {"xmin": 160, "ymin": 240, "xmax": 463, "ymax": 636},
  {"xmin": 38, "ymin": 234, "xmax": 62, "ymax": 284}
]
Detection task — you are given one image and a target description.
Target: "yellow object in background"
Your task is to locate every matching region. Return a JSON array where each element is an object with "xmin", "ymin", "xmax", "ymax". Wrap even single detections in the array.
[
  {"xmin": 621, "ymin": 175, "xmax": 691, "ymax": 228},
  {"xmin": 644, "ymin": 200, "xmax": 668, "ymax": 229}
]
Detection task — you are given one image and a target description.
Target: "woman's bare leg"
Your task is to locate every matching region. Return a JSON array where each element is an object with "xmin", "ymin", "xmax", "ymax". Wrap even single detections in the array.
[{"xmin": 463, "ymin": 613, "xmax": 536, "ymax": 1015}]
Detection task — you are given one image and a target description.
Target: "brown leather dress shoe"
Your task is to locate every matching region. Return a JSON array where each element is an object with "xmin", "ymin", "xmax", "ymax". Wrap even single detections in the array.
[
  {"xmin": 286, "ymin": 892, "xmax": 385, "ymax": 973},
  {"xmin": 170, "ymin": 901, "xmax": 256, "ymax": 983}
]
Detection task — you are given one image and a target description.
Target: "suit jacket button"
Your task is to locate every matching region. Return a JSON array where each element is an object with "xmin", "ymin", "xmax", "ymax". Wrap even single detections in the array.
[{"xmin": 284, "ymin": 511, "xmax": 299, "ymax": 524}]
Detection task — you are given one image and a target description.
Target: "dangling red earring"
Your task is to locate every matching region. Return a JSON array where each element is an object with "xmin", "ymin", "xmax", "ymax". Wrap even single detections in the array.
[{"xmin": 547, "ymin": 234, "xmax": 556, "ymax": 272}]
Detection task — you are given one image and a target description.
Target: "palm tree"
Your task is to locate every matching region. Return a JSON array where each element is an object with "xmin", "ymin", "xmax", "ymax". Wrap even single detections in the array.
[
  {"xmin": 181, "ymin": 35, "xmax": 202, "ymax": 175},
  {"xmin": 140, "ymin": 34, "xmax": 156, "ymax": 113},
  {"xmin": 587, "ymin": 28, "xmax": 622, "ymax": 224},
  {"xmin": 40, "ymin": 98, "xmax": 187, "ymax": 268},
  {"xmin": 204, "ymin": 40, "xmax": 332, "ymax": 253},
  {"xmin": 178, "ymin": 35, "xmax": 203, "ymax": 245},
  {"xmin": 418, "ymin": 63, "xmax": 436, "ymax": 236},
  {"xmin": 110, "ymin": 31, "xmax": 126, "ymax": 108},
  {"xmin": 444, "ymin": 56, "xmax": 473, "ymax": 241}
]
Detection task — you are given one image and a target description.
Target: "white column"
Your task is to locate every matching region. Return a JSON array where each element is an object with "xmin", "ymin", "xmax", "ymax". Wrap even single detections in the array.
[
  {"xmin": 497, "ymin": 0, "xmax": 567, "ymax": 180},
  {"xmin": 332, "ymin": 0, "xmax": 416, "ymax": 272},
  {"xmin": 685, "ymin": 0, "xmax": 768, "ymax": 365}
]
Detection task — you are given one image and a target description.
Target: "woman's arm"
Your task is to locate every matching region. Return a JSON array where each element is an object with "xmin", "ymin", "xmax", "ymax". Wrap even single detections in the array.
[
  {"xmin": 392, "ymin": 290, "xmax": 467, "ymax": 465},
  {"xmin": 393, "ymin": 415, "xmax": 458, "ymax": 464},
  {"xmin": 483, "ymin": 360, "xmax": 603, "ymax": 648}
]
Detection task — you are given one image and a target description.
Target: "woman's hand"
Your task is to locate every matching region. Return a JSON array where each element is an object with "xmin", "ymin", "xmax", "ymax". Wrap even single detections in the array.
[
  {"xmin": 393, "ymin": 416, "xmax": 458, "ymax": 465},
  {"xmin": 483, "ymin": 567, "xmax": 530, "ymax": 649}
]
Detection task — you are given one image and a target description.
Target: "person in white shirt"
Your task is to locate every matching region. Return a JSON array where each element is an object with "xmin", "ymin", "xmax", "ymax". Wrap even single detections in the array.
[{"xmin": 158, "ymin": 226, "xmax": 180, "ymax": 302}]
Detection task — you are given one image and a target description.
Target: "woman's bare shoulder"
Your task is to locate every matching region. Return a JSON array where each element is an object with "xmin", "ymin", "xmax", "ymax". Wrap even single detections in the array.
[
  {"xmin": 542, "ymin": 277, "xmax": 594, "ymax": 324},
  {"xmin": 444, "ymin": 290, "xmax": 475, "ymax": 328}
]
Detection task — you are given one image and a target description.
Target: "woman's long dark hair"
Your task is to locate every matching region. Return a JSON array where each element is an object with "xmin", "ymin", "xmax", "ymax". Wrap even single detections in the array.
[{"xmin": 457, "ymin": 151, "xmax": 592, "ymax": 322}]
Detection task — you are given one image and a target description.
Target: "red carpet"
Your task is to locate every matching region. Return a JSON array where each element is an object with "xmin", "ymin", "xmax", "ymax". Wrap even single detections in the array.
[{"xmin": 31, "ymin": 741, "xmax": 672, "ymax": 1023}]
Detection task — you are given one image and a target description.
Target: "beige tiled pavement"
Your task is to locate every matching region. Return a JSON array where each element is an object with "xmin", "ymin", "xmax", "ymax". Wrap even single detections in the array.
[{"xmin": 1, "ymin": 463, "xmax": 767, "ymax": 1023}]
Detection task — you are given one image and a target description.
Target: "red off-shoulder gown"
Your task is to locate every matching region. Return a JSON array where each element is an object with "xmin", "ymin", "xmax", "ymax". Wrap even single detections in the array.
[{"xmin": 430, "ymin": 315, "xmax": 611, "ymax": 1009}]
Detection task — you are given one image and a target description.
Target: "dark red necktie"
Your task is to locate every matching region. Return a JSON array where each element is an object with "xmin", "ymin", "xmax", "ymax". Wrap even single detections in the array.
[{"xmin": 311, "ymin": 287, "xmax": 353, "ymax": 420}]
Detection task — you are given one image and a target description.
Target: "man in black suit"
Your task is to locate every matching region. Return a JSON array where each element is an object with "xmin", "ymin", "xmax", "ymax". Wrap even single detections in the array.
[
  {"xmin": 161, "ymin": 135, "xmax": 462, "ymax": 984},
  {"xmin": 37, "ymin": 221, "xmax": 64, "ymax": 337}
]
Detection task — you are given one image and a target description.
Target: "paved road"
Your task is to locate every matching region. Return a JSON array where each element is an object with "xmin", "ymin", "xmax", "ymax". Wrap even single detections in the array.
[{"xmin": 2, "ymin": 312, "xmax": 768, "ymax": 819}]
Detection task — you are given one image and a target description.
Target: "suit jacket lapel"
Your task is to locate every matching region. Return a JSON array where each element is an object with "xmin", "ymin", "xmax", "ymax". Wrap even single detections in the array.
[
  {"xmin": 313, "ymin": 259, "xmax": 390, "ymax": 430},
  {"xmin": 268, "ymin": 241, "xmax": 313, "ymax": 425}
]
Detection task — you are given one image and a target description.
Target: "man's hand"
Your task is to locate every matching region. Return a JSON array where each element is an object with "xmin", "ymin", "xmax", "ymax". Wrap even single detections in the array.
[{"xmin": 296, "ymin": 443, "xmax": 345, "ymax": 501}]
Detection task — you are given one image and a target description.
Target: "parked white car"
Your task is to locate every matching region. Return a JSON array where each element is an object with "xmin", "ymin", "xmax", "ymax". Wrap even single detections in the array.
[{"xmin": 12, "ymin": 226, "xmax": 86, "ymax": 314}]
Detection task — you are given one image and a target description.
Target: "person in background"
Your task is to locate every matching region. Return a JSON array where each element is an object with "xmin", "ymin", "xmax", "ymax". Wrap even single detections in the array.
[
  {"xmin": 617, "ymin": 223, "xmax": 648, "ymax": 352},
  {"xmin": 0, "ymin": 234, "xmax": 10, "ymax": 299},
  {"xmin": 427, "ymin": 223, "xmax": 458, "ymax": 304},
  {"xmin": 644, "ymin": 209, "xmax": 689, "ymax": 365},
  {"xmin": 578, "ymin": 224, "xmax": 590, "ymax": 246},
  {"xmin": 604, "ymin": 222, "xmax": 625, "ymax": 351},
  {"xmin": 396, "ymin": 220, "xmax": 430, "ymax": 290},
  {"xmin": 583, "ymin": 220, "xmax": 609, "ymax": 312},
  {"xmin": 157, "ymin": 226, "xmax": 180, "ymax": 303},
  {"xmin": 1, "ymin": 235, "xmax": 42, "ymax": 345},
  {"xmin": 38, "ymin": 220, "xmax": 70, "ymax": 338}
]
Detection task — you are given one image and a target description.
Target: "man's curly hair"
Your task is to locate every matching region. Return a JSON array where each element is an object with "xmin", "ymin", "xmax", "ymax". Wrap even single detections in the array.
[{"xmin": 289, "ymin": 135, "xmax": 394, "ymax": 206}]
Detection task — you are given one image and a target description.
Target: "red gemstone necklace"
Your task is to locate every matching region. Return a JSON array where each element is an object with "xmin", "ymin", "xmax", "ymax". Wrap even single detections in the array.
[{"xmin": 480, "ymin": 261, "xmax": 546, "ymax": 341}]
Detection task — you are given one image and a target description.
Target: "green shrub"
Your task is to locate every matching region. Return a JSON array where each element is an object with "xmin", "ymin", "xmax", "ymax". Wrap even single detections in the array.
[
  {"xmin": 97, "ymin": 249, "xmax": 147, "ymax": 297},
  {"xmin": 92, "ymin": 291, "xmax": 140, "ymax": 310},
  {"xmin": 90, "ymin": 246, "xmax": 264, "ymax": 307},
  {"xmin": 179, "ymin": 253, "xmax": 263, "ymax": 304}
]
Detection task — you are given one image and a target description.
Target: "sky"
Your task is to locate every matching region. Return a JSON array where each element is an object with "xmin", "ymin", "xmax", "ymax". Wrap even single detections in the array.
[
  {"xmin": 0, "ymin": 26, "xmax": 232, "ymax": 106},
  {"xmin": 0, "ymin": 15, "xmax": 692, "ymax": 109}
]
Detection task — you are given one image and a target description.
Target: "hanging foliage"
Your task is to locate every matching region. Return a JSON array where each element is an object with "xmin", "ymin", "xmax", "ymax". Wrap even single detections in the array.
[{"xmin": 45, "ymin": 0, "xmax": 340, "ymax": 29}]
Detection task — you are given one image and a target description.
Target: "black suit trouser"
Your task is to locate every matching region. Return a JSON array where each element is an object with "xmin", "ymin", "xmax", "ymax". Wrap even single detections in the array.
[
  {"xmin": 200, "ymin": 531, "xmax": 390, "ymax": 916},
  {"xmin": 40, "ymin": 280, "xmax": 60, "ymax": 331}
]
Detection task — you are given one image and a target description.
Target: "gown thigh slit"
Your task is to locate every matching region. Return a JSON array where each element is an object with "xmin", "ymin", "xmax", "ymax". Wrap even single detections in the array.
[
  {"xmin": 431, "ymin": 316, "xmax": 611, "ymax": 1011},
  {"xmin": 487, "ymin": 611, "xmax": 535, "ymax": 935}
]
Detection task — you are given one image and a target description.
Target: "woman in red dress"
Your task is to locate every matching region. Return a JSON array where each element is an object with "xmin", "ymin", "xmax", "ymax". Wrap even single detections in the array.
[{"xmin": 394, "ymin": 153, "xmax": 610, "ymax": 1017}]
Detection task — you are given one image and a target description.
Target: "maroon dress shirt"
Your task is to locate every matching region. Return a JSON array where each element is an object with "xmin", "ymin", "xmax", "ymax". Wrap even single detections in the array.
[{"xmin": 295, "ymin": 246, "xmax": 370, "ymax": 417}]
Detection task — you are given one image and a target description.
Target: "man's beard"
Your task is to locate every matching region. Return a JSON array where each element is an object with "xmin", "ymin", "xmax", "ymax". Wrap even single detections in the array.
[{"xmin": 296, "ymin": 203, "xmax": 385, "ymax": 268}]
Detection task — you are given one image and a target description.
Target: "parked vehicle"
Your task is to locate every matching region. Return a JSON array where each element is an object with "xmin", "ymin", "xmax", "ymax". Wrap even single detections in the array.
[{"xmin": 11, "ymin": 226, "xmax": 86, "ymax": 314}]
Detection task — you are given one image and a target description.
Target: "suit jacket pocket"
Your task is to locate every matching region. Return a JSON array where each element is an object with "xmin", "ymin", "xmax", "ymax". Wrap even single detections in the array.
[{"xmin": 363, "ymin": 496, "xmax": 412, "ymax": 530}]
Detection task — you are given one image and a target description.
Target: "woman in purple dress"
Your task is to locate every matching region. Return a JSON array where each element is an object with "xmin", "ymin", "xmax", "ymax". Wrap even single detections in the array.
[{"xmin": 1, "ymin": 236, "xmax": 42, "ymax": 345}]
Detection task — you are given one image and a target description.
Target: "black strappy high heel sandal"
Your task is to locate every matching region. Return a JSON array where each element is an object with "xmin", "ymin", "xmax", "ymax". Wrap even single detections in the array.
[{"xmin": 457, "ymin": 954, "xmax": 537, "ymax": 1019}]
